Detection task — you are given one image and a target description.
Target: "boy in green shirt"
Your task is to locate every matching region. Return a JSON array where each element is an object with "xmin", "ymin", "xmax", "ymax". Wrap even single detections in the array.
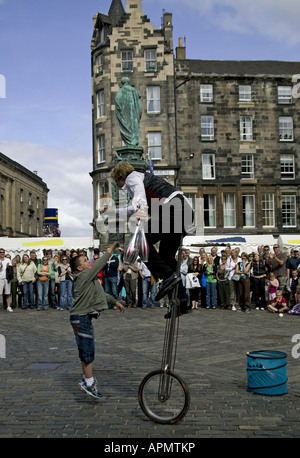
[{"xmin": 69, "ymin": 242, "xmax": 124, "ymax": 399}]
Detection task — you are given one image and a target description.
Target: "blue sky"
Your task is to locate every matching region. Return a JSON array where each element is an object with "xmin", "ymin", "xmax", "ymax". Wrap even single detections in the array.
[{"xmin": 0, "ymin": 0, "xmax": 299, "ymax": 237}]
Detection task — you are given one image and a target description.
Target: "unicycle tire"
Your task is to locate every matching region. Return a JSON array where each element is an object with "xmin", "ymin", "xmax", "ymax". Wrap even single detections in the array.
[{"xmin": 138, "ymin": 369, "xmax": 190, "ymax": 424}]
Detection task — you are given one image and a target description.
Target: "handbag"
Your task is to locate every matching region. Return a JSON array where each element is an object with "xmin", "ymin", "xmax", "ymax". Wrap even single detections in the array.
[
  {"xmin": 6, "ymin": 265, "xmax": 14, "ymax": 282},
  {"xmin": 232, "ymin": 273, "xmax": 240, "ymax": 281},
  {"xmin": 186, "ymin": 273, "xmax": 200, "ymax": 289},
  {"xmin": 200, "ymin": 273, "xmax": 207, "ymax": 288}
]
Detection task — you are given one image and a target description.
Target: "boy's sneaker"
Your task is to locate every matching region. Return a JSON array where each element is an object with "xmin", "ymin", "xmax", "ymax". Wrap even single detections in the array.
[{"xmin": 78, "ymin": 378, "xmax": 103, "ymax": 399}]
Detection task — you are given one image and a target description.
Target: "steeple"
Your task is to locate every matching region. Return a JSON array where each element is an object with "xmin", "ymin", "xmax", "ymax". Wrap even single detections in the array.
[{"xmin": 108, "ymin": 0, "xmax": 126, "ymax": 25}]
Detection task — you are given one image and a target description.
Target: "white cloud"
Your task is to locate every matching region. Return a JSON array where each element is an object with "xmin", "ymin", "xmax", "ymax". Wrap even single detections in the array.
[
  {"xmin": 165, "ymin": 0, "xmax": 300, "ymax": 46},
  {"xmin": 0, "ymin": 140, "xmax": 93, "ymax": 238}
]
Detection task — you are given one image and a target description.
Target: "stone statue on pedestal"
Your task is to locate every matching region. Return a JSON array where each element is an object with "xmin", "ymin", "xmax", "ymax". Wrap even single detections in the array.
[
  {"xmin": 114, "ymin": 77, "xmax": 147, "ymax": 173},
  {"xmin": 115, "ymin": 77, "xmax": 142, "ymax": 147}
]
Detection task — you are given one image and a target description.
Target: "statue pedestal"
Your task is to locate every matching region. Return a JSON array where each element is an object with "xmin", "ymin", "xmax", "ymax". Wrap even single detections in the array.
[{"xmin": 115, "ymin": 146, "xmax": 147, "ymax": 172}]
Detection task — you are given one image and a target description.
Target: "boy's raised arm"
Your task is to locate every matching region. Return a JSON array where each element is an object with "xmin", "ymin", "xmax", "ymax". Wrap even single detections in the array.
[{"xmin": 88, "ymin": 242, "xmax": 120, "ymax": 279}]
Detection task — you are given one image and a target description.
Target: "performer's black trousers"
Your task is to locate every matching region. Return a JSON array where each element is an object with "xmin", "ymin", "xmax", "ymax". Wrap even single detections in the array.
[{"xmin": 145, "ymin": 195, "xmax": 193, "ymax": 302}]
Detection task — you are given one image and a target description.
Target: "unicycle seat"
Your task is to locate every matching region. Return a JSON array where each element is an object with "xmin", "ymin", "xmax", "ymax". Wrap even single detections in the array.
[{"xmin": 155, "ymin": 273, "xmax": 181, "ymax": 301}]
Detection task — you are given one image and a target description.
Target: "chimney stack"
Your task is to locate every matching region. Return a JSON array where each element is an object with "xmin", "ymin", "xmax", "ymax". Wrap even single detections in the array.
[{"xmin": 176, "ymin": 37, "xmax": 186, "ymax": 60}]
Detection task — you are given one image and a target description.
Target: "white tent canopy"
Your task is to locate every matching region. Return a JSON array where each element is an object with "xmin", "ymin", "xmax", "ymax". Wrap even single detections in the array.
[
  {"xmin": 278, "ymin": 234, "xmax": 300, "ymax": 253},
  {"xmin": 183, "ymin": 234, "xmax": 279, "ymax": 255},
  {"xmin": 0, "ymin": 237, "xmax": 97, "ymax": 259}
]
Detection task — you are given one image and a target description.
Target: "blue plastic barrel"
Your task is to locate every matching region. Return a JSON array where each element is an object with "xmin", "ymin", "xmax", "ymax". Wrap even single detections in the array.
[{"xmin": 246, "ymin": 350, "xmax": 287, "ymax": 396}]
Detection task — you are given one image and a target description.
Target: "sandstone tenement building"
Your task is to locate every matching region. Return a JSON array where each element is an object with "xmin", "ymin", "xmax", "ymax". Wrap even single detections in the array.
[
  {"xmin": 0, "ymin": 152, "xmax": 48, "ymax": 237},
  {"xmin": 90, "ymin": 0, "xmax": 300, "ymax": 237}
]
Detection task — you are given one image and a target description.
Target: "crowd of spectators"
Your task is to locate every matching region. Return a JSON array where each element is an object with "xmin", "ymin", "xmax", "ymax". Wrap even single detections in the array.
[
  {"xmin": 0, "ymin": 243, "xmax": 299, "ymax": 315},
  {"xmin": 180, "ymin": 244, "xmax": 300, "ymax": 315}
]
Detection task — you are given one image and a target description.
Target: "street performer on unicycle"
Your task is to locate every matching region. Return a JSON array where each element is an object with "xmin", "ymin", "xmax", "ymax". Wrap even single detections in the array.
[{"xmin": 101, "ymin": 161, "xmax": 195, "ymax": 318}]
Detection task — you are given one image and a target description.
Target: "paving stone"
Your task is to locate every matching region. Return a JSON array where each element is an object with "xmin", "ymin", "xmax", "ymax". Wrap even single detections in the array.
[{"xmin": 0, "ymin": 305, "xmax": 299, "ymax": 439}]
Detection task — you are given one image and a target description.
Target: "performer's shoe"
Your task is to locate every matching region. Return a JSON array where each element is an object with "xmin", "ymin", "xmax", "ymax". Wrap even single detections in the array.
[
  {"xmin": 155, "ymin": 273, "xmax": 181, "ymax": 301},
  {"xmin": 164, "ymin": 298, "xmax": 189, "ymax": 319}
]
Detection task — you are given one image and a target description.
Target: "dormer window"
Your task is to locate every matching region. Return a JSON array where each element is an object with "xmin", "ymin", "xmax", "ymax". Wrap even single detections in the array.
[
  {"xmin": 121, "ymin": 51, "xmax": 133, "ymax": 72},
  {"xmin": 145, "ymin": 49, "xmax": 157, "ymax": 72}
]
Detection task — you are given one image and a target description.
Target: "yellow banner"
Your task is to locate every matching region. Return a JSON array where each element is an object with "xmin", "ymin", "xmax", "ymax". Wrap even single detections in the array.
[{"xmin": 22, "ymin": 239, "xmax": 64, "ymax": 247}]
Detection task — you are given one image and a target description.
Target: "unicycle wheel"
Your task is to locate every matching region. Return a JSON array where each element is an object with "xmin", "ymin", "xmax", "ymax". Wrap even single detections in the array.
[{"xmin": 138, "ymin": 369, "xmax": 190, "ymax": 424}]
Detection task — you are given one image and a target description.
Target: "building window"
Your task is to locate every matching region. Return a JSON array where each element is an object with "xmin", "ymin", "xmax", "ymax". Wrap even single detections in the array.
[
  {"xmin": 97, "ymin": 180, "xmax": 109, "ymax": 210},
  {"xmin": 279, "ymin": 116, "xmax": 293, "ymax": 141},
  {"xmin": 185, "ymin": 193, "xmax": 196, "ymax": 213},
  {"xmin": 204, "ymin": 194, "xmax": 216, "ymax": 227},
  {"xmin": 243, "ymin": 194, "xmax": 255, "ymax": 227},
  {"xmin": 282, "ymin": 194, "xmax": 297, "ymax": 227},
  {"xmin": 148, "ymin": 132, "xmax": 161, "ymax": 160},
  {"xmin": 1, "ymin": 195, "xmax": 5, "ymax": 229},
  {"xmin": 241, "ymin": 154, "xmax": 254, "ymax": 179},
  {"xmin": 223, "ymin": 193, "xmax": 236, "ymax": 228},
  {"xmin": 239, "ymin": 85, "xmax": 251, "ymax": 102},
  {"xmin": 201, "ymin": 116, "xmax": 214, "ymax": 141},
  {"xmin": 20, "ymin": 212, "xmax": 23, "ymax": 233},
  {"xmin": 20, "ymin": 188, "xmax": 23, "ymax": 202},
  {"xmin": 145, "ymin": 49, "xmax": 157, "ymax": 72},
  {"xmin": 278, "ymin": 86, "xmax": 292, "ymax": 104},
  {"xmin": 147, "ymin": 86, "xmax": 160, "ymax": 113},
  {"xmin": 280, "ymin": 154, "xmax": 295, "ymax": 179},
  {"xmin": 262, "ymin": 193, "xmax": 275, "ymax": 227},
  {"xmin": 202, "ymin": 153, "xmax": 215, "ymax": 179},
  {"xmin": 240, "ymin": 116, "xmax": 253, "ymax": 141},
  {"xmin": 95, "ymin": 54, "xmax": 103, "ymax": 75},
  {"xmin": 200, "ymin": 84, "xmax": 213, "ymax": 103},
  {"xmin": 97, "ymin": 135, "xmax": 106, "ymax": 163},
  {"xmin": 96, "ymin": 90, "xmax": 105, "ymax": 118},
  {"xmin": 121, "ymin": 50, "xmax": 133, "ymax": 72}
]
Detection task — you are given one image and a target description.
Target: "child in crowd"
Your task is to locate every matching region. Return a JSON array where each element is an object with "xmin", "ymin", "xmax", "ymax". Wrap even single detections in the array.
[
  {"xmin": 266, "ymin": 272, "xmax": 279, "ymax": 306},
  {"xmin": 289, "ymin": 284, "xmax": 300, "ymax": 315},
  {"xmin": 267, "ymin": 289, "xmax": 288, "ymax": 314},
  {"xmin": 69, "ymin": 241, "xmax": 124, "ymax": 399},
  {"xmin": 287, "ymin": 269, "xmax": 300, "ymax": 308}
]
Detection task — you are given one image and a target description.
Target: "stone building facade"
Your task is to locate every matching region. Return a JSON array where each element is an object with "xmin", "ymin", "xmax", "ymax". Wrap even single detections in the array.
[
  {"xmin": 90, "ymin": 0, "xmax": 176, "ymax": 228},
  {"xmin": 0, "ymin": 152, "xmax": 48, "ymax": 237},
  {"xmin": 90, "ymin": 0, "xmax": 300, "ymax": 238}
]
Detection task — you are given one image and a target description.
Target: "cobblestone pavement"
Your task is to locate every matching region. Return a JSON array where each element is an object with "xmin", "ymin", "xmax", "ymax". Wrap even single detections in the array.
[{"xmin": 0, "ymin": 304, "xmax": 299, "ymax": 440}]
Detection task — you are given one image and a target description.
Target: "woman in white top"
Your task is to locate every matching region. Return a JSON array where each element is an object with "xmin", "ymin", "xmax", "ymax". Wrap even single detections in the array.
[
  {"xmin": 17, "ymin": 254, "xmax": 37, "ymax": 309},
  {"xmin": 225, "ymin": 249, "xmax": 241, "ymax": 310}
]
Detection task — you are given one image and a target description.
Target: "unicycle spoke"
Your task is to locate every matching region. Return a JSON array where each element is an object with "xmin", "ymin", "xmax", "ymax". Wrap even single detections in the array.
[{"xmin": 138, "ymin": 370, "xmax": 190, "ymax": 424}]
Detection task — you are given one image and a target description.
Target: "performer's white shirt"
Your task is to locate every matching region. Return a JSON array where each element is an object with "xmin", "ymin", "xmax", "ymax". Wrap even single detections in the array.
[{"xmin": 121, "ymin": 171, "xmax": 183, "ymax": 216}]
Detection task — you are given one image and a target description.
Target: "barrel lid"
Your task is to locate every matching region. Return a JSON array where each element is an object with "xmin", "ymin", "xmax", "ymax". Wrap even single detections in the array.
[{"xmin": 246, "ymin": 350, "xmax": 287, "ymax": 359}]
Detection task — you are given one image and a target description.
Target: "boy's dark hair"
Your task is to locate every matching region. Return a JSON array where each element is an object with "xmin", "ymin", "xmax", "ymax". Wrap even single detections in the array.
[{"xmin": 70, "ymin": 255, "xmax": 83, "ymax": 273}]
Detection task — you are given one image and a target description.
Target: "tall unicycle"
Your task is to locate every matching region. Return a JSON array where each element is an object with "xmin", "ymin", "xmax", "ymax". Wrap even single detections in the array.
[{"xmin": 138, "ymin": 236, "xmax": 190, "ymax": 424}]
